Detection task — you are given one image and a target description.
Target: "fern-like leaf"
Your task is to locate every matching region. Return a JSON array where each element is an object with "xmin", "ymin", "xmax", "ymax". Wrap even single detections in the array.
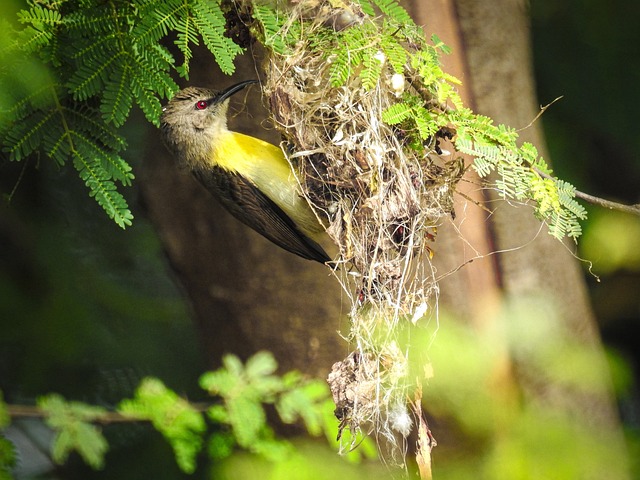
[
  {"xmin": 191, "ymin": 0, "xmax": 242, "ymax": 75},
  {"xmin": 360, "ymin": 52, "xmax": 384, "ymax": 90},
  {"xmin": 354, "ymin": 0, "xmax": 376, "ymax": 17},
  {"xmin": 38, "ymin": 394, "xmax": 108, "ymax": 470},
  {"xmin": 381, "ymin": 30, "xmax": 407, "ymax": 74},
  {"xmin": 329, "ymin": 47, "xmax": 354, "ymax": 87},
  {"xmin": 252, "ymin": 4, "xmax": 288, "ymax": 54},
  {"xmin": 371, "ymin": 0, "xmax": 412, "ymax": 24},
  {"xmin": 3, "ymin": 107, "xmax": 58, "ymax": 162},
  {"xmin": 101, "ymin": 65, "xmax": 133, "ymax": 127},
  {"xmin": 381, "ymin": 102, "xmax": 413, "ymax": 124},
  {"xmin": 412, "ymin": 104, "xmax": 436, "ymax": 139},
  {"xmin": 15, "ymin": 5, "xmax": 62, "ymax": 54},
  {"xmin": 71, "ymin": 133, "xmax": 133, "ymax": 228}
]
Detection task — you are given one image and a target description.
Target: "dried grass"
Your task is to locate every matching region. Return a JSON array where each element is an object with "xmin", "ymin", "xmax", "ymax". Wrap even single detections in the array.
[{"xmin": 259, "ymin": 0, "xmax": 464, "ymax": 462}]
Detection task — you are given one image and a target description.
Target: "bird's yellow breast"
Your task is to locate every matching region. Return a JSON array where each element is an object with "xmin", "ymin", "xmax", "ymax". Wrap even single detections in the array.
[
  {"xmin": 211, "ymin": 131, "xmax": 289, "ymax": 177},
  {"xmin": 209, "ymin": 131, "xmax": 324, "ymax": 238}
]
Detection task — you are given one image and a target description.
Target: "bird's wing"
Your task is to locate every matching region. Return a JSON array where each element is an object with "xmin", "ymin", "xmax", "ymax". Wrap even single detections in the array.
[{"xmin": 194, "ymin": 167, "xmax": 330, "ymax": 263}]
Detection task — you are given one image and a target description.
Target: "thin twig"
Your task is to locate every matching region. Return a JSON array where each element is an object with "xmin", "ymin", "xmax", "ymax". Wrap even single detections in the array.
[
  {"xmin": 6, "ymin": 402, "xmax": 211, "ymax": 424},
  {"xmin": 6, "ymin": 404, "xmax": 140, "ymax": 424},
  {"xmin": 518, "ymin": 96, "xmax": 563, "ymax": 132},
  {"xmin": 572, "ymin": 190, "xmax": 640, "ymax": 216}
]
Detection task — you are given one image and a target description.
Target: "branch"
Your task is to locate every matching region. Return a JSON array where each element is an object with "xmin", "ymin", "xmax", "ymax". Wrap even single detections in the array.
[
  {"xmin": 518, "ymin": 96, "xmax": 563, "ymax": 132},
  {"xmin": 6, "ymin": 402, "xmax": 210, "ymax": 424},
  {"xmin": 6, "ymin": 404, "xmax": 139, "ymax": 424},
  {"xmin": 536, "ymin": 169, "xmax": 640, "ymax": 216},
  {"xmin": 572, "ymin": 190, "xmax": 640, "ymax": 216}
]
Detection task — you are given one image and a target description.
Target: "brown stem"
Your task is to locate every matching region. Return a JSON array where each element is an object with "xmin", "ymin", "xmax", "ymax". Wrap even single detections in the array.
[{"xmin": 6, "ymin": 403, "xmax": 211, "ymax": 424}]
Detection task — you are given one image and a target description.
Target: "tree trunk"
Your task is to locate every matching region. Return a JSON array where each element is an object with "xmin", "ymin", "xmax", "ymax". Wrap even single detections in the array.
[{"xmin": 408, "ymin": 0, "xmax": 629, "ymax": 473}]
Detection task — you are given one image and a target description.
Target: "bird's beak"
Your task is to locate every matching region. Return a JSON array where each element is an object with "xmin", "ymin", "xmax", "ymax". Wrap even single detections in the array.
[{"xmin": 216, "ymin": 80, "xmax": 259, "ymax": 103}]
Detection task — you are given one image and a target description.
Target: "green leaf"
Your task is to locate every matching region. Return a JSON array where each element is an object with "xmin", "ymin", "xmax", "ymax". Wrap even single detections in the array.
[
  {"xmin": 355, "ymin": 0, "xmax": 376, "ymax": 17},
  {"xmin": 222, "ymin": 354, "xmax": 245, "ymax": 378},
  {"xmin": 208, "ymin": 431, "xmax": 235, "ymax": 460},
  {"xmin": 206, "ymin": 404, "xmax": 229, "ymax": 423},
  {"xmin": 191, "ymin": 0, "xmax": 242, "ymax": 75},
  {"xmin": 329, "ymin": 46, "xmax": 354, "ymax": 88},
  {"xmin": 118, "ymin": 378, "xmax": 206, "ymax": 474},
  {"xmin": 360, "ymin": 52, "xmax": 384, "ymax": 90},
  {"xmin": 252, "ymin": 4, "xmax": 289, "ymax": 54},
  {"xmin": 0, "ymin": 435, "xmax": 17, "ymax": 473},
  {"xmin": 275, "ymin": 381, "xmax": 330, "ymax": 436},
  {"xmin": 38, "ymin": 394, "xmax": 108, "ymax": 470},
  {"xmin": 51, "ymin": 422, "xmax": 108, "ymax": 470},
  {"xmin": 199, "ymin": 352, "xmax": 334, "ymax": 462},
  {"xmin": 226, "ymin": 396, "xmax": 266, "ymax": 448},
  {"xmin": 245, "ymin": 351, "xmax": 278, "ymax": 379},
  {"xmin": 371, "ymin": 0, "xmax": 413, "ymax": 24},
  {"xmin": 381, "ymin": 32, "xmax": 407, "ymax": 74},
  {"xmin": 101, "ymin": 65, "xmax": 134, "ymax": 127},
  {"xmin": 413, "ymin": 105, "xmax": 436, "ymax": 139},
  {"xmin": 382, "ymin": 102, "xmax": 413, "ymax": 125},
  {"xmin": 69, "ymin": 133, "xmax": 134, "ymax": 228},
  {"xmin": 199, "ymin": 369, "xmax": 237, "ymax": 396},
  {"xmin": 431, "ymin": 33, "xmax": 451, "ymax": 54}
]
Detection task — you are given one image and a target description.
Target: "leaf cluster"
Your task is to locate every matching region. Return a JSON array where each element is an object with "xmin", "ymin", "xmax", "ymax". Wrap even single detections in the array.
[
  {"xmin": 1, "ymin": 0, "xmax": 244, "ymax": 227},
  {"xmin": 118, "ymin": 378, "xmax": 206, "ymax": 473},
  {"xmin": 386, "ymin": 29, "xmax": 585, "ymax": 240},
  {"xmin": 0, "ymin": 352, "xmax": 335, "ymax": 474},
  {"xmin": 38, "ymin": 394, "xmax": 109, "ymax": 469},
  {"xmin": 453, "ymin": 110, "xmax": 587, "ymax": 239},
  {"xmin": 303, "ymin": 0, "xmax": 585, "ymax": 241},
  {"xmin": 200, "ymin": 351, "xmax": 332, "ymax": 461}
]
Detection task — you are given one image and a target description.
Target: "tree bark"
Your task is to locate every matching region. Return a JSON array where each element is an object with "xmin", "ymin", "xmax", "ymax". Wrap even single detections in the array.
[{"xmin": 408, "ymin": 0, "xmax": 629, "ymax": 471}]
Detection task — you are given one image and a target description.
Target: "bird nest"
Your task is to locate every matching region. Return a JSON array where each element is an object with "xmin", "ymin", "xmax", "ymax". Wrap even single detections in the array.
[{"xmin": 258, "ymin": 0, "xmax": 463, "ymax": 459}]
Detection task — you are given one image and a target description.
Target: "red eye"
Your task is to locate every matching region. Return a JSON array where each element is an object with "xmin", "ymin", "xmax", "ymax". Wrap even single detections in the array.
[{"xmin": 195, "ymin": 100, "xmax": 208, "ymax": 110}]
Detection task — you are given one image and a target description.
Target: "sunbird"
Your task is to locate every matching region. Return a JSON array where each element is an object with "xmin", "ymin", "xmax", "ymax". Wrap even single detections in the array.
[{"xmin": 160, "ymin": 80, "xmax": 330, "ymax": 263}]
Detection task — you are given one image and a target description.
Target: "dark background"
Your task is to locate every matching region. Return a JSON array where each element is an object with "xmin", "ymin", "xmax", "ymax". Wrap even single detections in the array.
[
  {"xmin": 531, "ymin": 0, "xmax": 640, "ymax": 414},
  {"xmin": 1, "ymin": 0, "xmax": 638, "ymax": 477}
]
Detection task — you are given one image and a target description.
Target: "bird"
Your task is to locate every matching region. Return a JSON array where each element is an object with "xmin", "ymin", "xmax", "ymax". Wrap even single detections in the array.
[{"xmin": 160, "ymin": 80, "xmax": 330, "ymax": 263}]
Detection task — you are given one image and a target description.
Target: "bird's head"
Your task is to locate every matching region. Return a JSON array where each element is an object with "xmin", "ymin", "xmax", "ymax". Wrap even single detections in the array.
[{"xmin": 160, "ymin": 80, "xmax": 258, "ymax": 168}]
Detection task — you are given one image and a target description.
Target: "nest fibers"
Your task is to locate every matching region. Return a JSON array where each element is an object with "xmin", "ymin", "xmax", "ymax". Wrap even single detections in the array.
[{"xmin": 260, "ymin": 0, "xmax": 463, "ymax": 459}]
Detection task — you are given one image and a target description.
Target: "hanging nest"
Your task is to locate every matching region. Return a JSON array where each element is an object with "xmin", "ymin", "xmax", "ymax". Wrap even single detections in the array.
[{"xmin": 252, "ymin": 0, "xmax": 464, "ymax": 459}]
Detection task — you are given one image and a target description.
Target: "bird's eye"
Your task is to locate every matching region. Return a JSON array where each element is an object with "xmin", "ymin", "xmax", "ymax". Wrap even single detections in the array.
[{"xmin": 195, "ymin": 100, "xmax": 208, "ymax": 110}]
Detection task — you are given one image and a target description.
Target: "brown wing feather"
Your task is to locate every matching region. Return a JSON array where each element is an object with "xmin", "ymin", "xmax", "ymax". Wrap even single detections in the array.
[{"xmin": 194, "ymin": 167, "xmax": 330, "ymax": 263}]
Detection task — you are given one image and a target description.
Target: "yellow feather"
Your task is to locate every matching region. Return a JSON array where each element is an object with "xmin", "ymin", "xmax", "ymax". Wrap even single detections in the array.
[{"xmin": 211, "ymin": 131, "xmax": 324, "ymax": 239}]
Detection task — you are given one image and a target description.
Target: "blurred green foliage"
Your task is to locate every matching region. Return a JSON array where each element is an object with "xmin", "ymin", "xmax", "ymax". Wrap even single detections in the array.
[
  {"xmin": 417, "ymin": 299, "xmax": 632, "ymax": 480},
  {"xmin": 581, "ymin": 211, "xmax": 640, "ymax": 274},
  {"xmin": 118, "ymin": 378, "xmax": 206, "ymax": 473},
  {"xmin": 38, "ymin": 395, "xmax": 108, "ymax": 470},
  {"xmin": 2, "ymin": 352, "xmax": 376, "ymax": 478}
]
